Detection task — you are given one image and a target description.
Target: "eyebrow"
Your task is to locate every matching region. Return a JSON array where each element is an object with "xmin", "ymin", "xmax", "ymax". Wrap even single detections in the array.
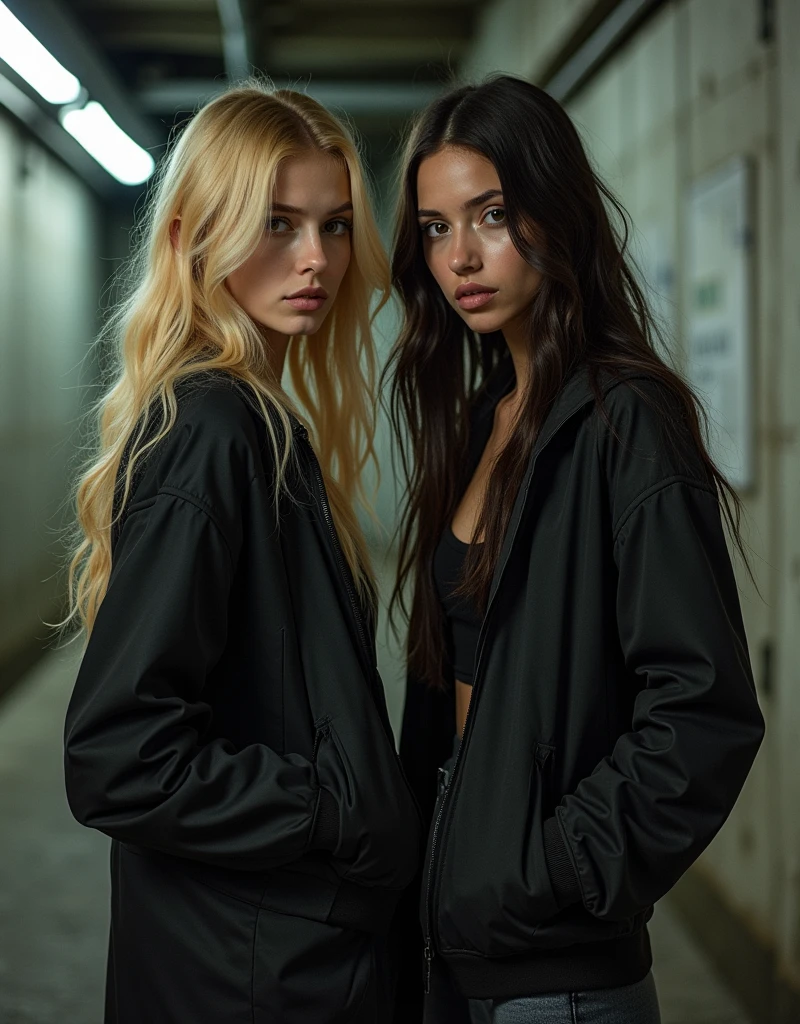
[
  {"xmin": 271, "ymin": 201, "xmax": 354, "ymax": 216},
  {"xmin": 417, "ymin": 189, "xmax": 503, "ymax": 218}
]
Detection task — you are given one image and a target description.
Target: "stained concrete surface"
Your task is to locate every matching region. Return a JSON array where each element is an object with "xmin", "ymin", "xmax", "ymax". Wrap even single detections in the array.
[
  {"xmin": 0, "ymin": 648, "xmax": 752, "ymax": 1023},
  {"xmin": 0, "ymin": 647, "xmax": 108, "ymax": 1024}
]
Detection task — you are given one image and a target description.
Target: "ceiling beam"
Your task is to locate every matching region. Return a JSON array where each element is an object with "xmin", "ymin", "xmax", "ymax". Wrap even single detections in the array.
[
  {"xmin": 85, "ymin": 7, "xmax": 472, "ymax": 41},
  {"xmin": 70, "ymin": 0, "xmax": 212, "ymax": 8},
  {"xmin": 138, "ymin": 78, "xmax": 444, "ymax": 117},
  {"xmin": 95, "ymin": 29, "xmax": 223, "ymax": 56},
  {"xmin": 273, "ymin": 36, "xmax": 464, "ymax": 72},
  {"xmin": 289, "ymin": 0, "xmax": 478, "ymax": 6}
]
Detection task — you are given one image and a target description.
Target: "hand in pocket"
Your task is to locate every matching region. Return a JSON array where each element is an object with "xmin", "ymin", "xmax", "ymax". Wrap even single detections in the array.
[{"xmin": 313, "ymin": 718, "xmax": 420, "ymax": 888}]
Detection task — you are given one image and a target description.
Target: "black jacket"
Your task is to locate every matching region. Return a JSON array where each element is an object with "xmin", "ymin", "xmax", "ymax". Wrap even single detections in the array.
[
  {"xmin": 400, "ymin": 360, "xmax": 764, "ymax": 1003},
  {"xmin": 63, "ymin": 375, "xmax": 421, "ymax": 1016}
]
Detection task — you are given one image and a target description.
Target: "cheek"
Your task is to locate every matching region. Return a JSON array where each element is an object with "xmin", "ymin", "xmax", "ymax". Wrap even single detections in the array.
[
  {"xmin": 328, "ymin": 237, "xmax": 352, "ymax": 281},
  {"xmin": 495, "ymin": 241, "xmax": 541, "ymax": 299},
  {"xmin": 485, "ymin": 233, "xmax": 520, "ymax": 269},
  {"xmin": 227, "ymin": 245, "xmax": 280, "ymax": 306},
  {"xmin": 424, "ymin": 246, "xmax": 450, "ymax": 291},
  {"xmin": 224, "ymin": 266, "xmax": 248, "ymax": 309}
]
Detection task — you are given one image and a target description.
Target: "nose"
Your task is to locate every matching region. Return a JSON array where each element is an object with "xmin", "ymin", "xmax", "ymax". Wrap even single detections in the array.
[
  {"xmin": 448, "ymin": 226, "xmax": 481, "ymax": 276},
  {"xmin": 296, "ymin": 227, "xmax": 328, "ymax": 276}
]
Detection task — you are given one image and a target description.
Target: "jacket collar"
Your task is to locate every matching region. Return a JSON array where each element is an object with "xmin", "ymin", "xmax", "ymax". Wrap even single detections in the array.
[
  {"xmin": 472, "ymin": 355, "xmax": 635, "ymax": 456},
  {"xmin": 472, "ymin": 358, "xmax": 635, "ymax": 610},
  {"xmin": 469, "ymin": 358, "xmax": 595, "ymax": 467}
]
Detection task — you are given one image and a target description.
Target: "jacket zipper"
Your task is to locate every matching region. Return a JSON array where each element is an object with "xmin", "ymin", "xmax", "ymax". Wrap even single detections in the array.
[
  {"xmin": 294, "ymin": 424, "xmax": 373, "ymax": 675},
  {"xmin": 422, "ymin": 408, "xmax": 580, "ymax": 992},
  {"xmin": 294, "ymin": 424, "xmax": 425, "ymax": 830}
]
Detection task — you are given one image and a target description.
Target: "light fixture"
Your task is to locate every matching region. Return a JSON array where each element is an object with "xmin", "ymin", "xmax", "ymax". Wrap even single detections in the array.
[
  {"xmin": 0, "ymin": 2, "xmax": 81, "ymax": 104},
  {"xmin": 60, "ymin": 101, "xmax": 155, "ymax": 186}
]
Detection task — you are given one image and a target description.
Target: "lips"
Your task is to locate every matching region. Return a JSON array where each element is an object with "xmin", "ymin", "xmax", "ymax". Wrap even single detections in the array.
[
  {"xmin": 455, "ymin": 283, "xmax": 498, "ymax": 311},
  {"xmin": 285, "ymin": 286, "xmax": 328, "ymax": 312}
]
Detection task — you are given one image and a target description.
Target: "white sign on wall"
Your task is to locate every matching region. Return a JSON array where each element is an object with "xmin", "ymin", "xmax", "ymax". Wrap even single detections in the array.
[
  {"xmin": 686, "ymin": 157, "xmax": 754, "ymax": 491},
  {"xmin": 637, "ymin": 219, "xmax": 677, "ymax": 362}
]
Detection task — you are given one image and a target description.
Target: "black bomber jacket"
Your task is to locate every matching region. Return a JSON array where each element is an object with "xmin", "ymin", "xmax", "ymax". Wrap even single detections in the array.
[
  {"xmin": 64, "ymin": 373, "xmax": 421, "ymax": 936},
  {"xmin": 400, "ymin": 359, "xmax": 765, "ymax": 1003}
]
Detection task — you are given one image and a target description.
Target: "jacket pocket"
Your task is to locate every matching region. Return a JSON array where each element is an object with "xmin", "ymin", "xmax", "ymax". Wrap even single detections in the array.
[
  {"xmin": 436, "ymin": 738, "xmax": 560, "ymax": 956},
  {"xmin": 533, "ymin": 741, "xmax": 556, "ymax": 817},
  {"xmin": 313, "ymin": 715, "xmax": 421, "ymax": 890}
]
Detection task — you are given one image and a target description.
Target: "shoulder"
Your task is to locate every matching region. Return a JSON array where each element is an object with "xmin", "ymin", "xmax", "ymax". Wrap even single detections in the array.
[
  {"xmin": 144, "ymin": 374, "xmax": 262, "ymax": 488},
  {"xmin": 593, "ymin": 372, "xmax": 715, "ymax": 518},
  {"xmin": 172, "ymin": 372, "xmax": 265, "ymax": 446},
  {"xmin": 125, "ymin": 372, "xmax": 276, "ymax": 520},
  {"xmin": 600, "ymin": 373, "xmax": 687, "ymax": 430},
  {"xmin": 597, "ymin": 374, "xmax": 701, "ymax": 462}
]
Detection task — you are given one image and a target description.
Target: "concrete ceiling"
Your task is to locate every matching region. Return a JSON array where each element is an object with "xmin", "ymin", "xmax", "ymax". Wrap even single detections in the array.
[{"xmin": 60, "ymin": 0, "xmax": 485, "ymax": 133}]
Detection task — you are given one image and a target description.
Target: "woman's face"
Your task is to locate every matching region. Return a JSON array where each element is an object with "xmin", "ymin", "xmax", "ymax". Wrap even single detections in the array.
[
  {"xmin": 226, "ymin": 150, "xmax": 353, "ymax": 338},
  {"xmin": 416, "ymin": 146, "xmax": 542, "ymax": 337}
]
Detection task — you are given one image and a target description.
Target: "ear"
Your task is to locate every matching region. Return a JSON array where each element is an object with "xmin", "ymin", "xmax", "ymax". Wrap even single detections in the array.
[{"xmin": 169, "ymin": 217, "xmax": 181, "ymax": 253}]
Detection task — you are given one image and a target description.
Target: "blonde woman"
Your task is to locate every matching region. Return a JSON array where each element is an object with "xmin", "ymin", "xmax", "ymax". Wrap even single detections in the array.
[{"xmin": 63, "ymin": 83, "xmax": 421, "ymax": 1024}]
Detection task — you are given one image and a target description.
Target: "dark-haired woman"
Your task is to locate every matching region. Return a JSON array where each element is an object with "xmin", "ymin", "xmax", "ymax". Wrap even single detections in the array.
[{"xmin": 386, "ymin": 76, "xmax": 764, "ymax": 1024}]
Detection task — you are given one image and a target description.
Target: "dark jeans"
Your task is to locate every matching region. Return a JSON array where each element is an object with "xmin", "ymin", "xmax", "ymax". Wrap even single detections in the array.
[
  {"xmin": 467, "ymin": 973, "xmax": 661, "ymax": 1023},
  {"xmin": 423, "ymin": 957, "xmax": 660, "ymax": 1024}
]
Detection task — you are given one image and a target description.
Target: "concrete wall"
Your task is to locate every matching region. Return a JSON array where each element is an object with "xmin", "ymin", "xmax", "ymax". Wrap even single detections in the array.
[
  {"xmin": 459, "ymin": 0, "xmax": 799, "ymax": 1014},
  {"xmin": 462, "ymin": 0, "xmax": 602, "ymax": 81},
  {"xmin": 0, "ymin": 110, "xmax": 101, "ymax": 671},
  {"xmin": 774, "ymin": 0, "xmax": 800, "ymax": 1004}
]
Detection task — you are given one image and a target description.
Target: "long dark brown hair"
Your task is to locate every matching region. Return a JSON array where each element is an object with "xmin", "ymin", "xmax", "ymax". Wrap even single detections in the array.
[{"xmin": 385, "ymin": 74, "xmax": 750, "ymax": 689}]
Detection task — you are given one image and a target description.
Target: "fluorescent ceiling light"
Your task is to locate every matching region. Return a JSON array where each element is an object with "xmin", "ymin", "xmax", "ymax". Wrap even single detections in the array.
[
  {"xmin": 0, "ymin": 2, "xmax": 81, "ymax": 104},
  {"xmin": 60, "ymin": 101, "xmax": 155, "ymax": 186}
]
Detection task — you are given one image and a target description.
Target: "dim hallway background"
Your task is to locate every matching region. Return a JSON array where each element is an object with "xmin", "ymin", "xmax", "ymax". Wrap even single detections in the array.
[{"xmin": 0, "ymin": 1, "xmax": 798, "ymax": 1021}]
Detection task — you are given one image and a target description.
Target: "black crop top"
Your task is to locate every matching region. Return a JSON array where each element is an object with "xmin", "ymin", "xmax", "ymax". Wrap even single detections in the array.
[{"xmin": 432, "ymin": 525, "xmax": 484, "ymax": 686}]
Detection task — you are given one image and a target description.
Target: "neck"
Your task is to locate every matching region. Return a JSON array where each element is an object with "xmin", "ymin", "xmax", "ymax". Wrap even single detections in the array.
[
  {"xmin": 501, "ymin": 317, "xmax": 531, "ymax": 408},
  {"xmin": 261, "ymin": 328, "xmax": 291, "ymax": 383}
]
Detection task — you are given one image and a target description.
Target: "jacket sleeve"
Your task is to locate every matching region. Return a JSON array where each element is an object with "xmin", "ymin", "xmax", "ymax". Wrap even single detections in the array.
[
  {"xmin": 543, "ymin": 389, "xmax": 765, "ymax": 920},
  {"xmin": 64, "ymin": 400, "xmax": 338, "ymax": 871}
]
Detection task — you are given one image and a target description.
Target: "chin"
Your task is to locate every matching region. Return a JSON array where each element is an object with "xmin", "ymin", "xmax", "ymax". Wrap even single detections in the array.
[
  {"xmin": 458, "ymin": 311, "xmax": 506, "ymax": 335},
  {"xmin": 276, "ymin": 312, "xmax": 326, "ymax": 336},
  {"xmin": 291, "ymin": 316, "xmax": 321, "ymax": 335}
]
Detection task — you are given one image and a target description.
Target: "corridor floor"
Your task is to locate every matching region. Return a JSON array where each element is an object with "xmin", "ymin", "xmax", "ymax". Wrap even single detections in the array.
[{"xmin": 0, "ymin": 649, "xmax": 752, "ymax": 1023}]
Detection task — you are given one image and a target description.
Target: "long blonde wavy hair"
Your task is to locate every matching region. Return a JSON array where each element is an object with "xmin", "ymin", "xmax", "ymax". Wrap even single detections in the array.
[{"xmin": 66, "ymin": 82, "xmax": 389, "ymax": 636}]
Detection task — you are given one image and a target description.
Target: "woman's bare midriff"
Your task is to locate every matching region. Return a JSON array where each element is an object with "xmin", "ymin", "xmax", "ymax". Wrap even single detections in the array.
[
  {"xmin": 456, "ymin": 678, "xmax": 472, "ymax": 738},
  {"xmin": 451, "ymin": 389, "xmax": 523, "ymax": 740}
]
